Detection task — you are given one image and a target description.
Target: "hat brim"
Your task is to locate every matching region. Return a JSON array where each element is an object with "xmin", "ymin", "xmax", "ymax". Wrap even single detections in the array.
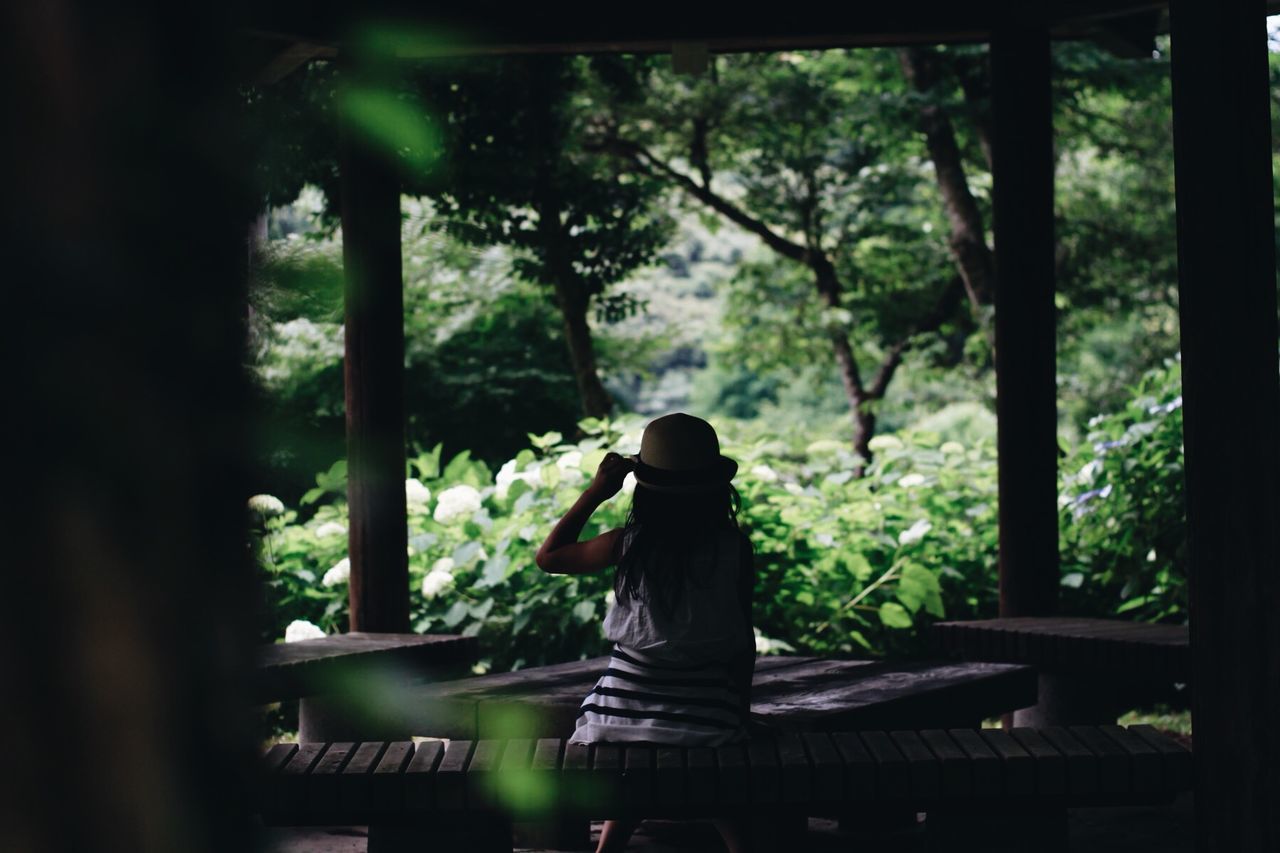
[{"xmin": 631, "ymin": 455, "xmax": 738, "ymax": 493}]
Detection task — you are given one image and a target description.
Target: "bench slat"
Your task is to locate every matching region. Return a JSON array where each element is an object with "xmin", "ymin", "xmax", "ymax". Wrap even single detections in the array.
[
  {"xmin": 467, "ymin": 739, "xmax": 506, "ymax": 812},
  {"xmin": 1099, "ymin": 725, "xmax": 1162, "ymax": 793},
  {"xmin": 593, "ymin": 744, "xmax": 625, "ymax": 811},
  {"xmin": 377, "ymin": 742, "xmax": 419, "ymax": 814},
  {"xmin": 715, "ymin": 744, "xmax": 749, "ymax": 805},
  {"xmin": 919, "ymin": 729, "xmax": 972, "ymax": 798},
  {"xmin": 946, "ymin": 729, "xmax": 1001, "ymax": 797},
  {"xmin": 979, "ymin": 729, "xmax": 1034, "ymax": 797},
  {"xmin": 1069, "ymin": 725, "xmax": 1130, "ymax": 794},
  {"xmin": 309, "ymin": 742, "xmax": 356, "ymax": 818},
  {"xmin": 686, "ymin": 747, "xmax": 717, "ymax": 807},
  {"xmin": 655, "ymin": 747, "xmax": 687, "ymax": 807},
  {"xmin": 624, "ymin": 746, "xmax": 655, "ymax": 809},
  {"xmin": 890, "ymin": 731, "xmax": 940, "ymax": 799},
  {"xmin": 859, "ymin": 731, "xmax": 909, "ymax": 799},
  {"xmin": 776, "ymin": 733, "xmax": 812, "ymax": 804},
  {"xmin": 1128, "ymin": 725, "xmax": 1192, "ymax": 793},
  {"xmin": 560, "ymin": 742, "xmax": 591, "ymax": 813},
  {"xmin": 278, "ymin": 743, "xmax": 326, "ymax": 816},
  {"xmin": 340, "ymin": 742, "xmax": 386, "ymax": 815},
  {"xmin": 1039, "ymin": 727, "xmax": 1098, "ymax": 796},
  {"xmin": 1008, "ymin": 728, "xmax": 1067, "ymax": 797},
  {"xmin": 436, "ymin": 739, "xmax": 473, "ymax": 811},
  {"xmin": 262, "ymin": 743, "xmax": 298, "ymax": 775},
  {"xmin": 747, "ymin": 738, "xmax": 781, "ymax": 804},
  {"xmin": 800, "ymin": 732, "xmax": 843, "ymax": 804},
  {"xmin": 830, "ymin": 732, "xmax": 875, "ymax": 800}
]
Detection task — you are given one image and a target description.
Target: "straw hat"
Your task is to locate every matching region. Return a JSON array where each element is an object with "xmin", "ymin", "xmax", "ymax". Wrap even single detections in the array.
[{"xmin": 632, "ymin": 412, "xmax": 738, "ymax": 493}]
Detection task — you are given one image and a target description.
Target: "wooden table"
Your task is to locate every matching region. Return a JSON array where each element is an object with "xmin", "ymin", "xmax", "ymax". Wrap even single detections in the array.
[
  {"xmin": 255, "ymin": 632, "xmax": 478, "ymax": 741},
  {"xmin": 384, "ymin": 655, "xmax": 1038, "ymax": 740},
  {"xmin": 933, "ymin": 617, "xmax": 1190, "ymax": 725}
]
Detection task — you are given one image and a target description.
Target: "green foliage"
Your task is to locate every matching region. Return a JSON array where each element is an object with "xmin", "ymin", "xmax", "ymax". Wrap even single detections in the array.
[
  {"xmin": 254, "ymin": 417, "xmax": 1002, "ymax": 669},
  {"xmin": 1059, "ymin": 356, "xmax": 1188, "ymax": 622}
]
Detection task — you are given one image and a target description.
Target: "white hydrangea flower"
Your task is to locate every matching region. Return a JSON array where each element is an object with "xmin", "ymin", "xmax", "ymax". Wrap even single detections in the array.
[
  {"xmin": 405, "ymin": 478, "xmax": 432, "ymax": 507},
  {"xmin": 750, "ymin": 464, "xmax": 779, "ymax": 482},
  {"xmin": 898, "ymin": 519, "xmax": 933, "ymax": 546},
  {"xmin": 556, "ymin": 451, "xmax": 583, "ymax": 470},
  {"xmin": 284, "ymin": 619, "xmax": 325, "ymax": 642},
  {"xmin": 621, "ymin": 471, "xmax": 637, "ymax": 495},
  {"xmin": 321, "ymin": 557, "xmax": 350, "ymax": 587},
  {"xmin": 495, "ymin": 459, "xmax": 541, "ymax": 499},
  {"xmin": 898, "ymin": 473, "xmax": 927, "ymax": 488},
  {"xmin": 814, "ymin": 533, "xmax": 835, "ymax": 548},
  {"xmin": 421, "ymin": 569, "xmax": 454, "ymax": 599},
  {"xmin": 314, "ymin": 521, "xmax": 346, "ymax": 539},
  {"xmin": 867, "ymin": 434, "xmax": 904, "ymax": 452},
  {"xmin": 248, "ymin": 494, "xmax": 285, "ymax": 517},
  {"xmin": 605, "ymin": 589, "xmax": 616, "ymax": 608},
  {"xmin": 431, "ymin": 557, "xmax": 456, "ymax": 574},
  {"xmin": 940, "ymin": 441, "xmax": 965, "ymax": 455},
  {"xmin": 434, "ymin": 484, "xmax": 483, "ymax": 523}
]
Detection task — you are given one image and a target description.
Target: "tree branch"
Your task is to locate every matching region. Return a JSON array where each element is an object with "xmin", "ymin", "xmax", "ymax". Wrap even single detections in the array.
[{"xmin": 597, "ymin": 135, "xmax": 810, "ymax": 265}]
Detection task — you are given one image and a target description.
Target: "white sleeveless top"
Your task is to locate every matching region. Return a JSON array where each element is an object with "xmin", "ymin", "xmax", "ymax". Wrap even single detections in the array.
[{"xmin": 603, "ymin": 526, "xmax": 753, "ymax": 663}]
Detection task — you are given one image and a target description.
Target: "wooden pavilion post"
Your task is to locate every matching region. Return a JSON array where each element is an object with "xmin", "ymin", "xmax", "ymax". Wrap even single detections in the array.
[
  {"xmin": 339, "ymin": 97, "xmax": 411, "ymax": 635},
  {"xmin": 1168, "ymin": 2, "xmax": 1280, "ymax": 850},
  {"xmin": 990, "ymin": 24, "xmax": 1059, "ymax": 619}
]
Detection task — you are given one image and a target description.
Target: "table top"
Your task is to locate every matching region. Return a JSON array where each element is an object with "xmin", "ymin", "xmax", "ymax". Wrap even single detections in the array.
[
  {"xmin": 386, "ymin": 654, "xmax": 1037, "ymax": 740},
  {"xmin": 934, "ymin": 617, "xmax": 1190, "ymax": 683},
  {"xmin": 253, "ymin": 632, "xmax": 478, "ymax": 703}
]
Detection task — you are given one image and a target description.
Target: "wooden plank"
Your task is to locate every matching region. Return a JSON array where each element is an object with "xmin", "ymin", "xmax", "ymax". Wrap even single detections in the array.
[
  {"xmin": 946, "ymin": 729, "xmax": 1001, "ymax": 797},
  {"xmin": 623, "ymin": 746, "xmax": 655, "ymax": 810},
  {"xmin": 858, "ymin": 731, "xmax": 909, "ymax": 799},
  {"xmin": 831, "ymin": 732, "xmax": 876, "ymax": 800},
  {"xmin": 1008, "ymin": 728, "xmax": 1066, "ymax": 797},
  {"xmin": 685, "ymin": 747, "xmax": 717, "ymax": 807},
  {"xmin": 800, "ymin": 732, "xmax": 843, "ymax": 804},
  {"xmin": 1099, "ymin": 725, "xmax": 1162, "ymax": 793},
  {"xmin": 715, "ymin": 744, "xmax": 749, "ymax": 805},
  {"xmin": 308, "ymin": 742, "xmax": 356, "ymax": 818},
  {"xmin": 776, "ymin": 732, "xmax": 813, "ymax": 804},
  {"xmin": 1128, "ymin": 725, "xmax": 1193, "ymax": 793},
  {"xmin": 262, "ymin": 743, "xmax": 299, "ymax": 775},
  {"xmin": 746, "ymin": 738, "xmax": 781, "ymax": 804},
  {"xmin": 889, "ymin": 731, "xmax": 940, "ymax": 799},
  {"xmin": 467, "ymin": 739, "xmax": 506, "ymax": 811},
  {"xmin": 919, "ymin": 729, "xmax": 971, "ymax": 799},
  {"xmin": 1039, "ymin": 727, "xmax": 1098, "ymax": 796},
  {"xmin": 338, "ymin": 741, "xmax": 385, "ymax": 815},
  {"xmin": 655, "ymin": 747, "xmax": 687, "ymax": 808},
  {"xmin": 979, "ymin": 729, "xmax": 1033, "ymax": 797},
  {"xmin": 560, "ymin": 742, "xmax": 591, "ymax": 812},
  {"xmin": 1069, "ymin": 725, "xmax": 1130, "ymax": 794},
  {"xmin": 593, "ymin": 744, "xmax": 625, "ymax": 812},
  {"xmin": 278, "ymin": 742, "xmax": 327, "ymax": 817},
  {"xmin": 374, "ymin": 741, "xmax": 417, "ymax": 815},
  {"xmin": 435, "ymin": 739, "xmax": 473, "ymax": 811}
]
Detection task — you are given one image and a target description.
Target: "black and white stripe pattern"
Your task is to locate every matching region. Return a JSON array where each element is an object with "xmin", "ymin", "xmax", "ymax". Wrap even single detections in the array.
[{"xmin": 571, "ymin": 645, "xmax": 748, "ymax": 746}]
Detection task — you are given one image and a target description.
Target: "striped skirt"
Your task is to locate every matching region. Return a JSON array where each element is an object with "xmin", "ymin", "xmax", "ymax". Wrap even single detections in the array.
[{"xmin": 570, "ymin": 645, "xmax": 749, "ymax": 746}]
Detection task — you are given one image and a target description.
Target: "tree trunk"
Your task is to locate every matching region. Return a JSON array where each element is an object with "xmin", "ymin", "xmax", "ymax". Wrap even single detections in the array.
[
  {"xmin": 555, "ymin": 282, "xmax": 614, "ymax": 419},
  {"xmin": 898, "ymin": 47, "xmax": 996, "ymax": 312}
]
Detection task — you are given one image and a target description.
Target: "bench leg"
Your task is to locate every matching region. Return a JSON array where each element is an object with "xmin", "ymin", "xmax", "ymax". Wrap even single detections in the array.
[
  {"xmin": 1011, "ymin": 672, "xmax": 1129, "ymax": 727},
  {"xmin": 368, "ymin": 818, "xmax": 513, "ymax": 853},
  {"xmin": 925, "ymin": 804, "xmax": 1067, "ymax": 852}
]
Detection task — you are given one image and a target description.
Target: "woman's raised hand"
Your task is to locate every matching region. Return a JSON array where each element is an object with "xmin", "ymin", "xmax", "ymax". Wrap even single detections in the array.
[{"xmin": 588, "ymin": 452, "xmax": 636, "ymax": 500}]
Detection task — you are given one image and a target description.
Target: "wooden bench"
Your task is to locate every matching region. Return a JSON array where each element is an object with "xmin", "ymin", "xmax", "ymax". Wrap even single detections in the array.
[
  {"xmin": 254, "ymin": 632, "xmax": 478, "ymax": 741},
  {"xmin": 933, "ymin": 618, "xmax": 1190, "ymax": 726},
  {"xmin": 257, "ymin": 724, "xmax": 1192, "ymax": 852}
]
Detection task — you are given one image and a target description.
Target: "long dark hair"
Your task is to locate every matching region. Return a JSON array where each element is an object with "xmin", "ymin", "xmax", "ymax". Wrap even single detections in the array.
[{"xmin": 614, "ymin": 482, "xmax": 750, "ymax": 619}]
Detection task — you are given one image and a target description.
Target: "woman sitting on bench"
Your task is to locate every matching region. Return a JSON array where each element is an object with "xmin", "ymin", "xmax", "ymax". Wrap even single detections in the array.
[{"xmin": 537, "ymin": 413, "xmax": 756, "ymax": 853}]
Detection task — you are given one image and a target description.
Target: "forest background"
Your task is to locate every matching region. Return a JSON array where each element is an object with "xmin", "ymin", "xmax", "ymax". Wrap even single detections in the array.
[{"xmin": 242, "ymin": 35, "xmax": 1279, "ymax": 692}]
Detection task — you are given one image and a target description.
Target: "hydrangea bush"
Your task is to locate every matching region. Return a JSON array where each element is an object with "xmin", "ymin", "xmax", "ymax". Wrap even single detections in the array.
[
  {"xmin": 252, "ymin": 359, "xmax": 1193, "ymax": 674},
  {"xmin": 251, "ymin": 418, "xmax": 1002, "ymax": 671}
]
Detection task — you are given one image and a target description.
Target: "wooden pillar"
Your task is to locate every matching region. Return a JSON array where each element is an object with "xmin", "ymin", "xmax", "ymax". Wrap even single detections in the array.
[
  {"xmin": 340, "ymin": 103, "xmax": 410, "ymax": 634},
  {"xmin": 1168, "ymin": 2, "xmax": 1280, "ymax": 850},
  {"xmin": 990, "ymin": 25, "xmax": 1059, "ymax": 617}
]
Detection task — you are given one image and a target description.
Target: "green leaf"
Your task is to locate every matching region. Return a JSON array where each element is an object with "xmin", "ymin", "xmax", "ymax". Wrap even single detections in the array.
[
  {"xmin": 878, "ymin": 602, "xmax": 913, "ymax": 629},
  {"xmin": 572, "ymin": 600, "xmax": 597, "ymax": 623},
  {"xmin": 443, "ymin": 601, "xmax": 469, "ymax": 628},
  {"xmin": 301, "ymin": 487, "xmax": 326, "ymax": 505},
  {"xmin": 541, "ymin": 464, "xmax": 561, "ymax": 488}
]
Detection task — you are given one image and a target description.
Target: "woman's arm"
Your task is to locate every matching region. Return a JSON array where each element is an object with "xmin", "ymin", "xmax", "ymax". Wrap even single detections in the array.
[{"xmin": 534, "ymin": 452, "xmax": 635, "ymax": 575}]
